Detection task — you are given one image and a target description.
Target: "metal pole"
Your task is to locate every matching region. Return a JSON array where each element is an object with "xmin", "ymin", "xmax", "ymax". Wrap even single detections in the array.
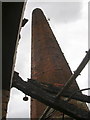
[
  {"xmin": 56, "ymin": 49, "xmax": 90, "ymax": 98},
  {"xmin": 39, "ymin": 49, "xmax": 90, "ymax": 120}
]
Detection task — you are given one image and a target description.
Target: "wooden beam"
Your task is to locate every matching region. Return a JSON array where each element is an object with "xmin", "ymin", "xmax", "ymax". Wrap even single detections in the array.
[
  {"xmin": 12, "ymin": 71, "xmax": 90, "ymax": 120},
  {"xmin": 28, "ymin": 80, "xmax": 90, "ymax": 103}
]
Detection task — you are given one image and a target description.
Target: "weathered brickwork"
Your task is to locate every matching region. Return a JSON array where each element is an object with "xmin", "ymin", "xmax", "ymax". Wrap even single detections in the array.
[{"xmin": 31, "ymin": 8, "xmax": 88, "ymax": 119}]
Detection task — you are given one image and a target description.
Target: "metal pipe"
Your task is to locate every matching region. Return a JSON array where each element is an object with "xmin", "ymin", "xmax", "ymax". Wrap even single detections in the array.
[{"xmin": 56, "ymin": 49, "xmax": 90, "ymax": 98}]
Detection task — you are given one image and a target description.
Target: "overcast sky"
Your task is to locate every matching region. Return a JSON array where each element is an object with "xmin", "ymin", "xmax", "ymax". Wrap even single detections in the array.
[{"xmin": 7, "ymin": 0, "xmax": 89, "ymax": 118}]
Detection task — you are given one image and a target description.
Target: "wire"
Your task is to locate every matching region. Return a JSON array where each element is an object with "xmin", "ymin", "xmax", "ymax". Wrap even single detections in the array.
[{"xmin": 67, "ymin": 88, "xmax": 90, "ymax": 102}]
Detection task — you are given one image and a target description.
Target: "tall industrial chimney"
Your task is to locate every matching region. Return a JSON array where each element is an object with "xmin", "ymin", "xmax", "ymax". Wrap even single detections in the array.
[{"xmin": 31, "ymin": 8, "xmax": 88, "ymax": 119}]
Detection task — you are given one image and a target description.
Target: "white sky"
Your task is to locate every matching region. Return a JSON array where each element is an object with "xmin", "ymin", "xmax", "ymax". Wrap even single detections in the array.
[{"xmin": 7, "ymin": 0, "xmax": 89, "ymax": 118}]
